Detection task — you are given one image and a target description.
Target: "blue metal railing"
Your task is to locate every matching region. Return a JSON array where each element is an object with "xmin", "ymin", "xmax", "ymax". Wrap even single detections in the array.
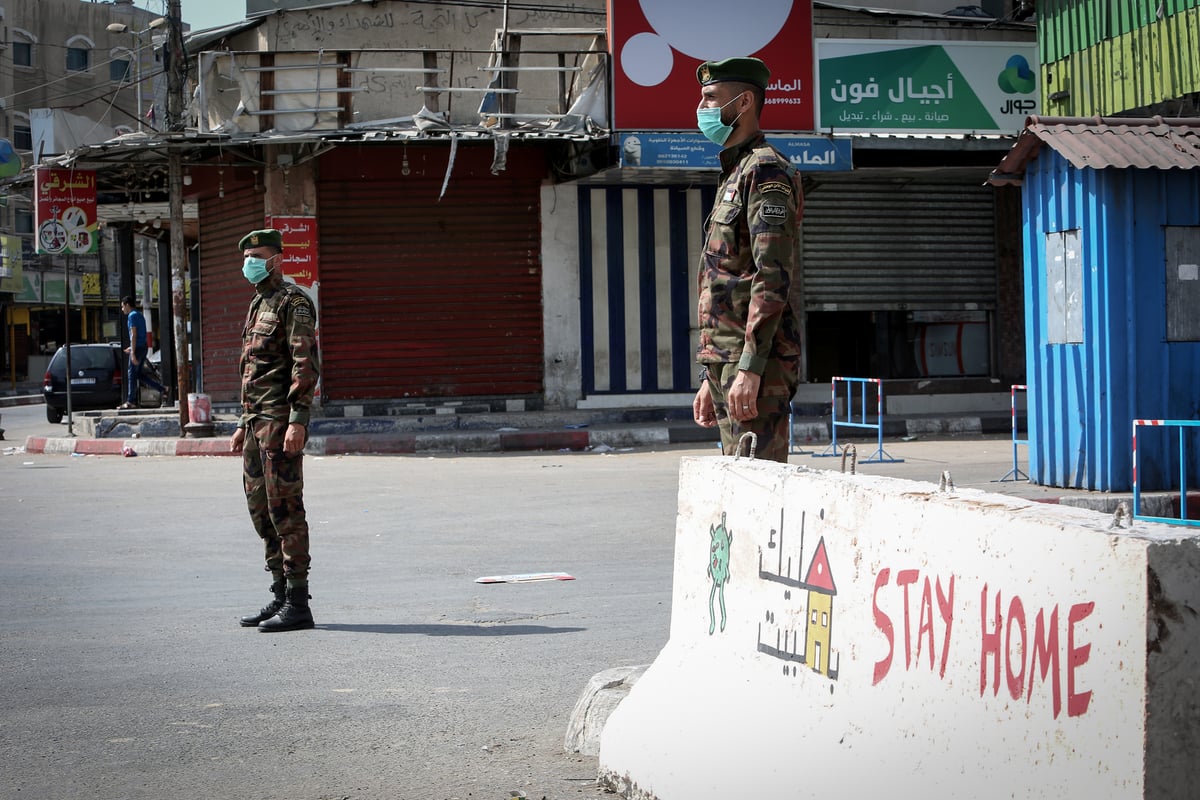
[
  {"xmin": 1132, "ymin": 419, "xmax": 1200, "ymax": 527},
  {"xmin": 812, "ymin": 376, "xmax": 902, "ymax": 464}
]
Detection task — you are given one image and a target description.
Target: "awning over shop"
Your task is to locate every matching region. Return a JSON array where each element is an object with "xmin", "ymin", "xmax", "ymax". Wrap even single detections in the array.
[{"xmin": 988, "ymin": 115, "xmax": 1200, "ymax": 185}]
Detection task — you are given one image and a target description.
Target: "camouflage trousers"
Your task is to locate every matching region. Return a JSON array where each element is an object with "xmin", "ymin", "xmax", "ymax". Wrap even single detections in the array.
[
  {"xmin": 242, "ymin": 418, "xmax": 310, "ymax": 580},
  {"xmin": 704, "ymin": 356, "xmax": 799, "ymax": 464}
]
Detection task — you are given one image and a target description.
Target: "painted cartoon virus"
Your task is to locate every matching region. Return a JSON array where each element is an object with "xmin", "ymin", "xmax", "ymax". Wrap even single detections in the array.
[{"xmin": 708, "ymin": 512, "xmax": 733, "ymax": 635}]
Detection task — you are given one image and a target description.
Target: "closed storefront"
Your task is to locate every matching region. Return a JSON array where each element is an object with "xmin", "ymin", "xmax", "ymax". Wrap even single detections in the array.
[
  {"xmin": 317, "ymin": 144, "xmax": 546, "ymax": 401},
  {"xmin": 574, "ymin": 167, "xmax": 1008, "ymax": 397},
  {"xmin": 198, "ymin": 185, "xmax": 265, "ymax": 402}
]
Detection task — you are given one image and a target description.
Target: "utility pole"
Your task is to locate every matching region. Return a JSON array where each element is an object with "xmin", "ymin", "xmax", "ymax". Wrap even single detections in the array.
[{"xmin": 166, "ymin": 0, "xmax": 190, "ymax": 430}]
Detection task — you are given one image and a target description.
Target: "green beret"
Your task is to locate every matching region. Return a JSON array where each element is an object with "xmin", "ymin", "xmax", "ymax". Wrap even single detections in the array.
[
  {"xmin": 696, "ymin": 57, "xmax": 770, "ymax": 91},
  {"xmin": 237, "ymin": 228, "xmax": 283, "ymax": 251}
]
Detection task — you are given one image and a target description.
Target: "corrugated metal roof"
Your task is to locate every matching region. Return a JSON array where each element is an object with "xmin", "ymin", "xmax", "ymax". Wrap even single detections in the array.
[{"xmin": 988, "ymin": 115, "xmax": 1200, "ymax": 185}]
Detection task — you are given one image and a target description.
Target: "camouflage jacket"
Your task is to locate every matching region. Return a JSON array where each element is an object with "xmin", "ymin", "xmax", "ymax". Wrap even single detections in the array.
[
  {"xmin": 696, "ymin": 132, "xmax": 802, "ymax": 374},
  {"xmin": 239, "ymin": 276, "xmax": 320, "ymax": 428}
]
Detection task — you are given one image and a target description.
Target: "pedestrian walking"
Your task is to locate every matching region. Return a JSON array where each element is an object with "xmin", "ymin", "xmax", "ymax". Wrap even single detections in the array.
[
  {"xmin": 228, "ymin": 229, "xmax": 321, "ymax": 632},
  {"xmin": 119, "ymin": 296, "xmax": 167, "ymax": 409},
  {"xmin": 690, "ymin": 57, "xmax": 803, "ymax": 463}
]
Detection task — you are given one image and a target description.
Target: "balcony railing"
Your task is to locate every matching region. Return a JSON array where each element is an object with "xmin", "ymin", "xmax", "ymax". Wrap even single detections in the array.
[{"xmin": 194, "ymin": 34, "xmax": 608, "ymax": 138}]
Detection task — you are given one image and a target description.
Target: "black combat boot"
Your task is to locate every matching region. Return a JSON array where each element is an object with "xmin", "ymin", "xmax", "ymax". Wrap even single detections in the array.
[
  {"xmin": 258, "ymin": 585, "xmax": 314, "ymax": 632},
  {"xmin": 240, "ymin": 577, "xmax": 286, "ymax": 627}
]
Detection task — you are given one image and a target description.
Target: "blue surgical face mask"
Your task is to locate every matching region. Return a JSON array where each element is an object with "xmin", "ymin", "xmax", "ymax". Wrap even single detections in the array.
[
  {"xmin": 696, "ymin": 92, "xmax": 746, "ymax": 146},
  {"xmin": 242, "ymin": 255, "xmax": 272, "ymax": 285}
]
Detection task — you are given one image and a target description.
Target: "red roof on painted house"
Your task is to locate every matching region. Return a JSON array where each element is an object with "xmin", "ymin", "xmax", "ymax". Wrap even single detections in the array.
[{"xmin": 803, "ymin": 537, "xmax": 837, "ymax": 595}]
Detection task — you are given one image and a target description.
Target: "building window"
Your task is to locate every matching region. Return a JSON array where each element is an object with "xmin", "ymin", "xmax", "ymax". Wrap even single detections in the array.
[
  {"xmin": 14, "ymin": 124, "xmax": 32, "ymax": 151},
  {"xmin": 110, "ymin": 57, "xmax": 132, "ymax": 82},
  {"xmin": 13, "ymin": 41, "xmax": 32, "ymax": 67},
  {"xmin": 1046, "ymin": 229, "xmax": 1083, "ymax": 344},
  {"xmin": 67, "ymin": 47, "xmax": 90, "ymax": 72},
  {"xmin": 1165, "ymin": 227, "xmax": 1200, "ymax": 342},
  {"xmin": 65, "ymin": 35, "xmax": 95, "ymax": 73},
  {"xmin": 16, "ymin": 210, "xmax": 34, "ymax": 235},
  {"xmin": 12, "ymin": 29, "xmax": 36, "ymax": 68}
]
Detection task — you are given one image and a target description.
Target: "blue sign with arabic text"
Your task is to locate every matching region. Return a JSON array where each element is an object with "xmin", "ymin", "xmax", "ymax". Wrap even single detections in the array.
[{"xmin": 619, "ymin": 133, "xmax": 852, "ymax": 171}]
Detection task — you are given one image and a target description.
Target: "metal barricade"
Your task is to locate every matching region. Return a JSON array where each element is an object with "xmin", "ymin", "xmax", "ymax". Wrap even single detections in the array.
[
  {"xmin": 813, "ymin": 376, "xmax": 902, "ymax": 463},
  {"xmin": 996, "ymin": 384, "xmax": 1029, "ymax": 482},
  {"xmin": 787, "ymin": 401, "xmax": 812, "ymax": 455},
  {"xmin": 1132, "ymin": 419, "xmax": 1200, "ymax": 527}
]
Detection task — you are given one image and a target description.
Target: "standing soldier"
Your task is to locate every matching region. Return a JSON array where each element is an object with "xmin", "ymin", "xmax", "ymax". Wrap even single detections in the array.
[
  {"xmin": 690, "ymin": 57, "xmax": 803, "ymax": 463},
  {"xmin": 229, "ymin": 229, "xmax": 321, "ymax": 632}
]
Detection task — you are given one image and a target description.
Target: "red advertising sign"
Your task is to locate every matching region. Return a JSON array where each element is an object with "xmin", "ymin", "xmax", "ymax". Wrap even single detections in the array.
[
  {"xmin": 34, "ymin": 167, "xmax": 98, "ymax": 254},
  {"xmin": 608, "ymin": 0, "xmax": 813, "ymax": 131},
  {"xmin": 266, "ymin": 215, "xmax": 319, "ymax": 293}
]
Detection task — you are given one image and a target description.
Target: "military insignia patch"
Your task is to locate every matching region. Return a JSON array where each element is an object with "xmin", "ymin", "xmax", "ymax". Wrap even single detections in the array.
[
  {"xmin": 759, "ymin": 180, "xmax": 792, "ymax": 198},
  {"xmin": 699, "ymin": 65, "xmax": 711, "ymax": 83},
  {"xmin": 760, "ymin": 195, "xmax": 788, "ymax": 225},
  {"xmin": 291, "ymin": 295, "xmax": 313, "ymax": 319},
  {"xmin": 249, "ymin": 234, "xmax": 260, "ymax": 245}
]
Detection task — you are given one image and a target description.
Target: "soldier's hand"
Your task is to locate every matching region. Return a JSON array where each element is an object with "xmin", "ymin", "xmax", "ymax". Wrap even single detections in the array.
[
  {"xmin": 283, "ymin": 422, "xmax": 307, "ymax": 456},
  {"xmin": 693, "ymin": 385, "xmax": 717, "ymax": 428},
  {"xmin": 728, "ymin": 370, "xmax": 762, "ymax": 422},
  {"xmin": 230, "ymin": 427, "xmax": 245, "ymax": 453}
]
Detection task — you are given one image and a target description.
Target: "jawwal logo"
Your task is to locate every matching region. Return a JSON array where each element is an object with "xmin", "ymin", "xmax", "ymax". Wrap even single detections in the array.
[{"xmin": 997, "ymin": 55, "xmax": 1036, "ymax": 94}]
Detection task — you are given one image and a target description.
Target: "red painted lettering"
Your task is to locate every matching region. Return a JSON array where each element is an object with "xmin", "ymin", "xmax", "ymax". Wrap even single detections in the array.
[
  {"xmin": 1005, "ymin": 596, "xmax": 1027, "ymax": 700},
  {"xmin": 1028, "ymin": 606, "xmax": 1061, "ymax": 718},
  {"xmin": 936, "ymin": 575, "xmax": 955, "ymax": 678},
  {"xmin": 1067, "ymin": 601, "xmax": 1095, "ymax": 717},
  {"xmin": 980, "ymin": 583, "xmax": 1002, "ymax": 696},
  {"xmin": 872, "ymin": 568, "xmax": 894, "ymax": 685},
  {"xmin": 917, "ymin": 577, "xmax": 936, "ymax": 671},
  {"xmin": 897, "ymin": 568, "xmax": 919, "ymax": 668}
]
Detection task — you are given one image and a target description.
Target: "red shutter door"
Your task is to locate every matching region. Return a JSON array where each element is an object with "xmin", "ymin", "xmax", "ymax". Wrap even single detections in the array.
[
  {"xmin": 316, "ymin": 144, "xmax": 545, "ymax": 400},
  {"xmin": 198, "ymin": 186, "xmax": 262, "ymax": 402}
]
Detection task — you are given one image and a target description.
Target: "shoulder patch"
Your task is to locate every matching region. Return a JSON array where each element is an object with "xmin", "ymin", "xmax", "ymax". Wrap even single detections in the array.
[
  {"xmin": 759, "ymin": 192, "xmax": 790, "ymax": 225},
  {"xmin": 759, "ymin": 180, "xmax": 793, "ymax": 198},
  {"xmin": 289, "ymin": 293, "xmax": 314, "ymax": 320}
]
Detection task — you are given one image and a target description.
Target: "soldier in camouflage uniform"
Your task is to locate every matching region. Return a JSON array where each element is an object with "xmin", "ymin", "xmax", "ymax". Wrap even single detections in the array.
[
  {"xmin": 691, "ymin": 57, "xmax": 802, "ymax": 464},
  {"xmin": 228, "ymin": 228, "xmax": 321, "ymax": 632}
]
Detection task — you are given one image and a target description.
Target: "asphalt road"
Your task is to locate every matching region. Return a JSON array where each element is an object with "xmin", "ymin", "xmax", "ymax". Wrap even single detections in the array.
[
  {"xmin": 2, "ymin": 402, "xmax": 687, "ymax": 800},
  {"xmin": 1, "ymin": 402, "xmax": 1075, "ymax": 800}
]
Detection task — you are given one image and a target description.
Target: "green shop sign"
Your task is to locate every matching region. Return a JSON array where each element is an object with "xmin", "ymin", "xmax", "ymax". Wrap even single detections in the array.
[{"xmin": 816, "ymin": 40, "xmax": 1038, "ymax": 134}]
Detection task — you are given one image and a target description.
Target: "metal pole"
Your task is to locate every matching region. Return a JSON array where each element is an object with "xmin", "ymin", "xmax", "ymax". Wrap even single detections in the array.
[
  {"xmin": 64, "ymin": 256, "xmax": 74, "ymax": 437},
  {"xmin": 166, "ymin": 0, "xmax": 190, "ymax": 430},
  {"xmin": 135, "ymin": 33, "xmax": 143, "ymax": 132}
]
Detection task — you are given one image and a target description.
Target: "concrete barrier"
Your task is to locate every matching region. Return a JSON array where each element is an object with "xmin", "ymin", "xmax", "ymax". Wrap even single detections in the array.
[{"xmin": 598, "ymin": 456, "xmax": 1200, "ymax": 799}]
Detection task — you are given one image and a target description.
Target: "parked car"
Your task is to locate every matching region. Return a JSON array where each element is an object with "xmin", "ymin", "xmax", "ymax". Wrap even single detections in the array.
[{"xmin": 42, "ymin": 343, "xmax": 163, "ymax": 423}]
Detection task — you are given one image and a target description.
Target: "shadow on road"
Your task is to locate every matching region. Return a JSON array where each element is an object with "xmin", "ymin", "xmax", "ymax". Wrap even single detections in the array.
[{"xmin": 317, "ymin": 622, "xmax": 587, "ymax": 636}]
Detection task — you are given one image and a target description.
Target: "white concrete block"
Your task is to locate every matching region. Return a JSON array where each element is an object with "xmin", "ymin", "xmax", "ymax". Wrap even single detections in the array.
[
  {"xmin": 599, "ymin": 457, "xmax": 1200, "ymax": 799},
  {"xmin": 565, "ymin": 665, "xmax": 647, "ymax": 756}
]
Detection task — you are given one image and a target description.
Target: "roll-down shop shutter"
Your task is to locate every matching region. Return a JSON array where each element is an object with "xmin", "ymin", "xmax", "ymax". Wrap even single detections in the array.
[
  {"xmin": 198, "ymin": 185, "xmax": 263, "ymax": 402},
  {"xmin": 317, "ymin": 144, "xmax": 545, "ymax": 401},
  {"xmin": 802, "ymin": 174, "xmax": 997, "ymax": 312}
]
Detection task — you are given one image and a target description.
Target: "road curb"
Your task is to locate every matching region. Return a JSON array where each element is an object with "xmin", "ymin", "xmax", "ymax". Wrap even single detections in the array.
[
  {"xmin": 23, "ymin": 426, "xmax": 661, "ymax": 457},
  {"xmin": 0, "ymin": 395, "xmax": 44, "ymax": 409}
]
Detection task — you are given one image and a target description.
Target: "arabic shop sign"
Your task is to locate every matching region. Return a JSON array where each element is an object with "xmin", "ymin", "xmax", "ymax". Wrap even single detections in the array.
[
  {"xmin": 265, "ymin": 215, "xmax": 320, "ymax": 293},
  {"xmin": 619, "ymin": 133, "xmax": 852, "ymax": 171},
  {"xmin": 34, "ymin": 167, "xmax": 99, "ymax": 255},
  {"xmin": 816, "ymin": 40, "xmax": 1038, "ymax": 134}
]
